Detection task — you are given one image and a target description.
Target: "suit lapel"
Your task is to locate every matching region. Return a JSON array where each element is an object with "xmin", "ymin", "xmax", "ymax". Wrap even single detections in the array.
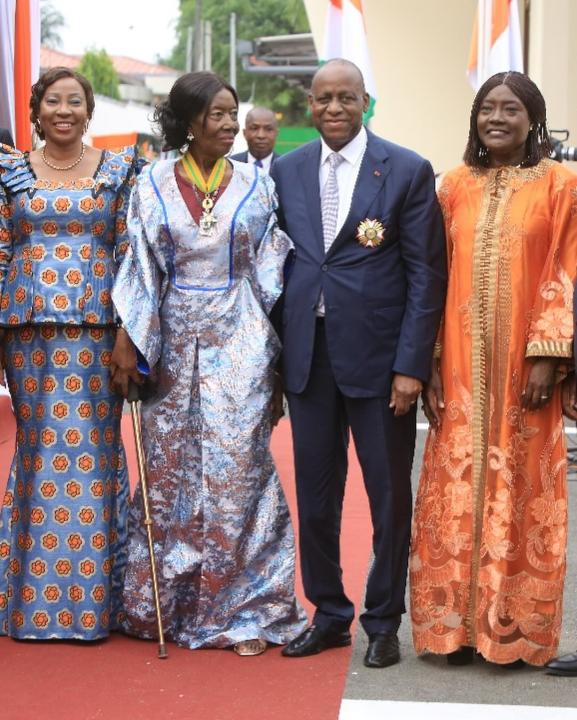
[
  {"xmin": 326, "ymin": 133, "xmax": 390, "ymax": 259},
  {"xmin": 298, "ymin": 141, "xmax": 324, "ymax": 255}
]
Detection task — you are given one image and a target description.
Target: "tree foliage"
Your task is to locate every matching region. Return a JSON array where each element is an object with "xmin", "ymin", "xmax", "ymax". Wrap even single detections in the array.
[
  {"xmin": 40, "ymin": 1, "xmax": 65, "ymax": 48},
  {"xmin": 163, "ymin": 0, "xmax": 311, "ymax": 125},
  {"xmin": 78, "ymin": 49, "xmax": 120, "ymax": 100}
]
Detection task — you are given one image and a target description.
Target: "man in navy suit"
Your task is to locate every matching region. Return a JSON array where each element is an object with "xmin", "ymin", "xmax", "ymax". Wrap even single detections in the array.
[
  {"xmin": 0, "ymin": 128, "xmax": 14, "ymax": 148},
  {"xmin": 231, "ymin": 106, "xmax": 279, "ymax": 174},
  {"xmin": 272, "ymin": 59, "xmax": 446, "ymax": 668}
]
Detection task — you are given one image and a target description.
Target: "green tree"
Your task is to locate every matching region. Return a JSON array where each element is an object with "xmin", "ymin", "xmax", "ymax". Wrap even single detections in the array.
[
  {"xmin": 163, "ymin": 0, "xmax": 311, "ymax": 125},
  {"xmin": 40, "ymin": 1, "xmax": 65, "ymax": 48},
  {"xmin": 78, "ymin": 49, "xmax": 120, "ymax": 100}
]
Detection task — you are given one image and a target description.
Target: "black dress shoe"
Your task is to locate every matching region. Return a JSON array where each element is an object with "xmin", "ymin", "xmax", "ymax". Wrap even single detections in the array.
[
  {"xmin": 447, "ymin": 646, "xmax": 474, "ymax": 666},
  {"xmin": 545, "ymin": 651, "xmax": 577, "ymax": 676},
  {"xmin": 363, "ymin": 632, "xmax": 400, "ymax": 668},
  {"xmin": 281, "ymin": 624, "xmax": 351, "ymax": 657},
  {"xmin": 501, "ymin": 659, "xmax": 526, "ymax": 670}
]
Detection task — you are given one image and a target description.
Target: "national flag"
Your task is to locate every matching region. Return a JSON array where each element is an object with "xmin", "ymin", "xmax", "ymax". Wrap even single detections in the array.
[
  {"xmin": 321, "ymin": 0, "xmax": 377, "ymax": 121},
  {"xmin": 467, "ymin": 0, "xmax": 523, "ymax": 91},
  {"xmin": 0, "ymin": 0, "xmax": 41, "ymax": 150}
]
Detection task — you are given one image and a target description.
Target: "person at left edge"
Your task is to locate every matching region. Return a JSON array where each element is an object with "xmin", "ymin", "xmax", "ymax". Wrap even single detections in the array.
[
  {"xmin": 230, "ymin": 106, "xmax": 279, "ymax": 174},
  {"xmin": 0, "ymin": 66, "xmax": 140, "ymax": 640},
  {"xmin": 0, "ymin": 128, "xmax": 14, "ymax": 148},
  {"xmin": 109, "ymin": 71, "xmax": 306, "ymax": 655}
]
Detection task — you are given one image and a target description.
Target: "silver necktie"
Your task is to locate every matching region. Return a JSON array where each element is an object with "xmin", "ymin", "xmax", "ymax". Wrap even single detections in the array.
[{"xmin": 321, "ymin": 152, "xmax": 345, "ymax": 253}]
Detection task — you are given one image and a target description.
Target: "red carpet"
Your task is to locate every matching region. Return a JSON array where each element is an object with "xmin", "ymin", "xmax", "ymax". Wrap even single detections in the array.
[{"xmin": 0, "ymin": 398, "xmax": 371, "ymax": 720}]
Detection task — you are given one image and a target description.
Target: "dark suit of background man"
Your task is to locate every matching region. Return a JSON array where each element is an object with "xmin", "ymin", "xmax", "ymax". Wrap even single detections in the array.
[
  {"xmin": 0, "ymin": 128, "xmax": 14, "ymax": 148},
  {"xmin": 272, "ymin": 59, "xmax": 447, "ymax": 668},
  {"xmin": 231, "ymin": 106, "xmax": 279, "ymax": 174}
]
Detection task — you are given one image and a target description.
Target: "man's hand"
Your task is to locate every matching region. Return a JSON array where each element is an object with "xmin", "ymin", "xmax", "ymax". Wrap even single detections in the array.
[
  {"xmin": 390, "ymin": 374, "xmax": 423, "ymax": 416},
  {"xmin": 109, "ymin": 327, "xmax": 143, "ymax": 398}
]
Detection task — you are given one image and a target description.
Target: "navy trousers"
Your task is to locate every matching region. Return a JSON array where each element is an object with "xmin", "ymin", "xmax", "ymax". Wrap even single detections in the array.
[{"xmin": 286, "ymin": 320, "xmax": 415, "ymax": 636}]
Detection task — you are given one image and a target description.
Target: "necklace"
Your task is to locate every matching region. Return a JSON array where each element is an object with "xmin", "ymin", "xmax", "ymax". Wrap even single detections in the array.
[
  {"xmin": 41, "ymin": 143, "xmax": 85, "ymax": 171},
  {"xmin": 181, "ymin": 152, "xmax": 226, "ymax": 235}
]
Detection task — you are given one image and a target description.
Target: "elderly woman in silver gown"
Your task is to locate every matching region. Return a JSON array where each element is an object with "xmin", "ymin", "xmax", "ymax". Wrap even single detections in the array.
[{"xmin": 109, "ymin": 72, "xmax": 305, "ymax": 655}]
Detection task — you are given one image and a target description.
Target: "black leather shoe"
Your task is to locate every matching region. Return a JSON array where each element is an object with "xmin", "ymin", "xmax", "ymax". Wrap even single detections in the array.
[
  {"xmin": 447, "ymin": 646, "xmax": 474, "ymax": 666},
  {"xmin": 545, "ymin": 651, "xmax": 577, "ymax": 676},
  {"xmin": 363, "ymin": 632, "xmax": 400, "ymax": 668},
  {"xmin": 281, "ymin": 624, "xmax": 351, "ymax": 657}
]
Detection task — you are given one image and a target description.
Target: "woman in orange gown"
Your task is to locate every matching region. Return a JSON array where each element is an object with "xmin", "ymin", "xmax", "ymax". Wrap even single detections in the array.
[{"xmin": 410, "ymin": 72, "xmax": 577, "ymax": 667}]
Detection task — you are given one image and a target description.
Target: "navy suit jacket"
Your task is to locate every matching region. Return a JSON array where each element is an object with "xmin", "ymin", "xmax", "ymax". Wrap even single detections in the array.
[
  {"xmin": 230, "ymin": 150, "xmax": 279, "ymax": 168},
  {"xmin": 271, "ymin": 129, "xmax": 447, "ymax": 397}
]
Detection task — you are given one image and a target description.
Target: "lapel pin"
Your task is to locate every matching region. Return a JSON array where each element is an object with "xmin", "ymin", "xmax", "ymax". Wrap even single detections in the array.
[{"xmin": 374, "ymin": 170, "xmax": 381, "ymax": 177}]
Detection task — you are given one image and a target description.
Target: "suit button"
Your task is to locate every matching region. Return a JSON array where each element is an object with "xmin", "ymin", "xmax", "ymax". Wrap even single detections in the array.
[{"xmin": 321, "ymin": 264, "xmax": 328, "ymax": 271}]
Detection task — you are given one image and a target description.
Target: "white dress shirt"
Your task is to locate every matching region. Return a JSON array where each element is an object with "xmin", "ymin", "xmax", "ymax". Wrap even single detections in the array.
[
  {"xmin": 319, "ymin": 126, "xmax": 367, "ymax": 240},
  {"xmin": 316, "ymin": 127, "xmax": 367, "ymax": 316},
  {"xmin": 247, "ymin": 150, "xmax": 274, "ymax": 175}
]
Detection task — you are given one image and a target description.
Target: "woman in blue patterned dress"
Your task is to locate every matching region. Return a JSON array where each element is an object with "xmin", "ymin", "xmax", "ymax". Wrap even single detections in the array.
[
  {"xmin": 0, "ymin": 67, "xmax": 139, "ymax": 640},
  {"xmin": 110, "ymin": 72, "xmax": 306, "ymax": 655}
]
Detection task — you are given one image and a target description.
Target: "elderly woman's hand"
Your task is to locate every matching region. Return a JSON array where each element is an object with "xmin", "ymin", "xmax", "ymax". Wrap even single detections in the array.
[
  {"xmin": 271, "ymin": 371, "xmax": 285, "ymax": 428},
  {"xmin": 521, "ymin": 357, "xmax": 559, "ymax": 411},
  {"xmin": 109, "ymin": 327, "xmax": 143, "ymax": 398},
  {"xmin": 422, "ymin": 359, "xmax": 444, "ymax": 429}
]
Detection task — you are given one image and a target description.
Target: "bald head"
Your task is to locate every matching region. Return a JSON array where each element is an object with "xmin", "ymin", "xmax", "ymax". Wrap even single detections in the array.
[
  {"xmin": 243, "ymin": 106, "xmax": 278, "ymax": 160},
  {"xmin": 308, "ymin": 59, "xmax": 369, "ymax": 151},
  {"xmin": 245, "ymin": 106, "xmax": 277, "ymax": 128},
  {"xmin": 311, "ymin": 59, "xmax": 366, "ymax": 95}
]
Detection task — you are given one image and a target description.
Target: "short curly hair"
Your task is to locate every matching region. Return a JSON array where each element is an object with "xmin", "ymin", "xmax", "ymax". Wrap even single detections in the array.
[
  {"xmin": 154, "ymin": 71, "xmax": 239, "ymax": 152},
  {"xmin": 463, "ymin": 71, "xmax": 552, "ymax": 168},
  {"xmin": 30, "ymin": 67, "xmax": 95, "ymax": 140}
]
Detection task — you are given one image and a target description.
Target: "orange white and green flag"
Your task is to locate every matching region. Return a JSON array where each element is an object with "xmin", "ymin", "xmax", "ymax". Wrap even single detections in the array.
[
  {"xmin": 0, "ymin": 0, "xmax": 41, "ymax": 150},
  {"xmin": 467, "ymin": 0, "xmax": 523, "ymax": 91},
  {"xmin": 321, "ymin": 0, "xmax": 377, "ymax": 121}
]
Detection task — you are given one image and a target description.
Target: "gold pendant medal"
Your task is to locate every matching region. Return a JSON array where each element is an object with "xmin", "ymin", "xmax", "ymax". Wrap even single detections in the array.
[
  {"xmin": 182, "ymin": 152, "xmax": 227, "ymax": 235},
  {"xmin": 199, "ymin": 195, "xmax": 218, "ymax": 234}
]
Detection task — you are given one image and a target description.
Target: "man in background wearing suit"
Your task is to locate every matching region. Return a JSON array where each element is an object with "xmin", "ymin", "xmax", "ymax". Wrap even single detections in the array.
[
  {"xmin": 0, "ymin": 128, "xmax": 14, "ymax": 148},
  {"xmin": 272, "ymin": 59, "xmax": 446, "ymax": 668},
  {"xmin": 231, "ymin": 106, "xmax": 278, "ymax": 174}
]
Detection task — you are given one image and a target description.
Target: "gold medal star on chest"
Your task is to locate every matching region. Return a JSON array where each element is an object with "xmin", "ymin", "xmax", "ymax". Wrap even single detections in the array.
[{"xmin": 356, "ymin": 219, "xmax": 385, "ymax": 248}]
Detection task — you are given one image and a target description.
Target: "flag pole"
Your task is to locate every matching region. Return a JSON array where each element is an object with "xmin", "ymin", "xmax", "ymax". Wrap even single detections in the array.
[{"xmin": 522, "ymin": 0, "xmax": 530, "ymax": 73}]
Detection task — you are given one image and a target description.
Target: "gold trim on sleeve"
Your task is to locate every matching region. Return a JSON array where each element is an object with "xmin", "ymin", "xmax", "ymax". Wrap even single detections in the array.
[{"xmin": 526, "ymin": 340, "xmax": 573, "ymax": 358}]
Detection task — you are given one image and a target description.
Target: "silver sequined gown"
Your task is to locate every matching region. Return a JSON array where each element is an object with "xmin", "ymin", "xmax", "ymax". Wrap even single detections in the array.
[{"xmin": 112, "ymin": 159, "xmax": 306, "ymax": 648}]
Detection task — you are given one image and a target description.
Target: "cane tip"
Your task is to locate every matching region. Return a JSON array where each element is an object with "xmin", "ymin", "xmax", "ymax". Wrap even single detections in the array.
[{"xmin": 158, "ymin": 643, "xmax": 168, "ymax": 659}]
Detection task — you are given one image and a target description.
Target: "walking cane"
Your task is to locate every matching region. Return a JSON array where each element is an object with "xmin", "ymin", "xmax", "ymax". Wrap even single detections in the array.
[{"xmin": 127, "ymin": 379, "xmax": 168, "ymax": 659}]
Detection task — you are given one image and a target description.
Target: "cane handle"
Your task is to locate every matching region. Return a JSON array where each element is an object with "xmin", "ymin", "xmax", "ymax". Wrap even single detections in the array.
[{"xmin": 127, "ymin": 377, "xmax": 140, "ymax": 404}]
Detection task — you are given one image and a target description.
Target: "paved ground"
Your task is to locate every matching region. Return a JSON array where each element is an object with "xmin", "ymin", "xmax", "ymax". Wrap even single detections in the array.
[{"xmin": 341, "ymin": 418, "xmax": 577, "ymax": 715}]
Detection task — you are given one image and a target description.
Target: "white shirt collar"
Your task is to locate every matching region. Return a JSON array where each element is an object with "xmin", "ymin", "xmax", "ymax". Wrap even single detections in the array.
[
  {"xmin": 320, "ymin": 126, "xmax": 367, "ymax": 167},
  {"xmin": 247, "ymin": 150, "xmax": 274, "ymax": 166}
]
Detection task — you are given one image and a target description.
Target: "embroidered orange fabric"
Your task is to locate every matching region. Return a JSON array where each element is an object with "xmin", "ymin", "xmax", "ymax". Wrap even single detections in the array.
[{"xmin": 410, "ymin": 160, "xmax": 577, "ymax": 666}]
